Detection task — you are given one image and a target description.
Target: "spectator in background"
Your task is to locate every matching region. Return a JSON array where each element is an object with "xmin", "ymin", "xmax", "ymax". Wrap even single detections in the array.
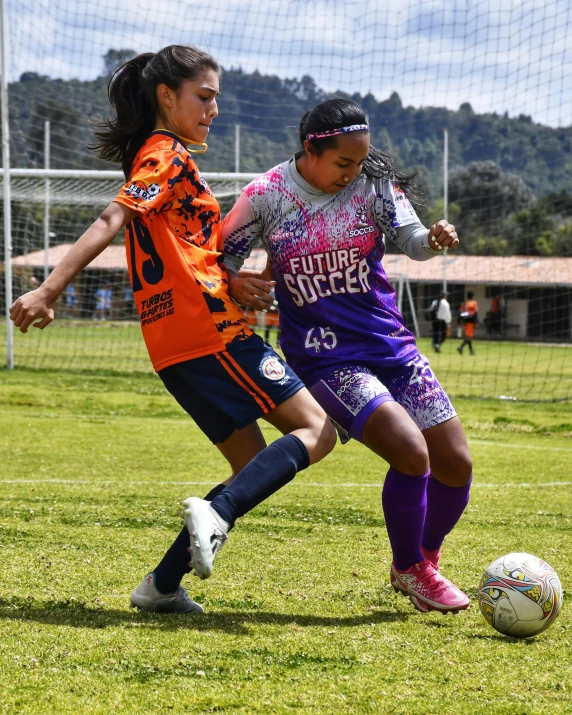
[
  {"xmin": 94, "ymin": 287, "xmax": 106, "ymax": 320},
  {"xmin": 486, "ymin": 293, "xmax": 502, "ymax": 336},
  {"xmin": 64, "ymin": 284, "xmax": 76, "ymax": 318},
  {"xmin": 104, "ymin": 285, "xmax": 113, "ymax": 319},
  {"xmin": 94, "ymin": 285, "xmax": 112, "ymax": 320},
  {"xmin": 123, "ymin": 284, "xmax": 135, "ymax": 318},
  {"xmin": 458, "ymin": 291, "xmax": 479, "ymax": 356},
  {"xmin": 429, "ymin": 291, "xmax": 451, "ymax": 353}
]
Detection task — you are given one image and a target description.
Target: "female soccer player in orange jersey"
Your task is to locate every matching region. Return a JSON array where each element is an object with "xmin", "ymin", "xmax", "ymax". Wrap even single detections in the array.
[{"xmin": 10, "ymin": 45, "xmax": 336, "ymax": 613}]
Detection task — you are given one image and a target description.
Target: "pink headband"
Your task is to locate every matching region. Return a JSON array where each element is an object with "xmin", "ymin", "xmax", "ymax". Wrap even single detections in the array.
[{"xmin": 305, "ymin": 123, "xmax": 370, "ymax": 141}]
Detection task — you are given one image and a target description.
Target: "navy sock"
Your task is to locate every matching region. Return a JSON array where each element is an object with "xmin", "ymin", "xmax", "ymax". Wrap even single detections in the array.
[
  {"xmin": 209, "ymin": 434, "xmax": 310, "ymax": 528},
  {"xmin": 153, "ymin": 482, "xmax": 226, "ymax": 594}
]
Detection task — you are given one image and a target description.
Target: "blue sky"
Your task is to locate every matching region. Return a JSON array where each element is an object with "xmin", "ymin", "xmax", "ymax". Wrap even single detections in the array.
[{"xmin": 7, "ymin": 0, "xmax": 572, "ymax": 127}]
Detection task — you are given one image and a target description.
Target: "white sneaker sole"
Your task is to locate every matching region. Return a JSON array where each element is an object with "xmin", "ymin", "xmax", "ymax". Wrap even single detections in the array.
[
  {"xmin": 130, "ymin": 590, "xmax": 205, "ymax": 614},
  {"xmin": 180, "ymin": 497, "xmax": 220, "ymax": 580}
]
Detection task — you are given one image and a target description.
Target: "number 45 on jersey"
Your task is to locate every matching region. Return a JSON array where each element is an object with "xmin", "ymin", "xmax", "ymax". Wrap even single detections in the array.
[{"xmin": 305, "ymin": 327, "xmax": 337, "ymax": 353}]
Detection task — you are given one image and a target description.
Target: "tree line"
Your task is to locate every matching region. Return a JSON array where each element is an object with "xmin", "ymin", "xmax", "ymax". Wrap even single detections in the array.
[{"xmin": 3, "ymin": 49, "xmax": 572, "ymax": 257}]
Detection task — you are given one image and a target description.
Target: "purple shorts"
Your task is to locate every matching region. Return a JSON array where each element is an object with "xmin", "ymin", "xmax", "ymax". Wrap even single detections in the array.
[{"xmin": 309, "ymin": 353, "xmax": 457, "ymax": 443}]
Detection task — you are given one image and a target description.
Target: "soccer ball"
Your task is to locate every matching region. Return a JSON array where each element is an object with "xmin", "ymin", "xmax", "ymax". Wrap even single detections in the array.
[{"xmin": 478, "ymin": 553, "xmax": 563, "ymax": 638}]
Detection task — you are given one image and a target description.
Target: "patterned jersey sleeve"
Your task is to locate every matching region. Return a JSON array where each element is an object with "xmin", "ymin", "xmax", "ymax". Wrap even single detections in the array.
[
  {"xmin": 373, "ymin": 178, "xmax": 441, "ymax": 261},
  {"xmin": 222, "ymin": 191, "xmax": 263, "ymax": 273},
  {"xmin": 373, "ymin": 179, "xmax": 419, "ymax": 232},
  {"xmin": 113, "ymin": 148, "xmax": 182, "ymax": 216}
]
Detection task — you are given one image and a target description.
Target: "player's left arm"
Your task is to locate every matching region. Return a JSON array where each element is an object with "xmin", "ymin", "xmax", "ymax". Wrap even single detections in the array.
[{"xmin": 377, "ymin": 180, "xmax": 459, "ymax": 261}]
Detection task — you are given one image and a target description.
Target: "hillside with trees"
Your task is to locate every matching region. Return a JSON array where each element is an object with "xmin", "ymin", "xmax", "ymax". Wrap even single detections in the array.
[{"xmin": 4, "ymin": 49, "xmax": 572, "ymax": 256}]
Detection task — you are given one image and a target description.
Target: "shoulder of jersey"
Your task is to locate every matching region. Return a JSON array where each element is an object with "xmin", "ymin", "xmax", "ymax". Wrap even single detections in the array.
[
  {"xmin": 246, "ymin": 163, "xmax": 285, "ymax": 194},
  {"xmin": 139, "ymin": 134, "xmax": 189, "ymax": 162}
]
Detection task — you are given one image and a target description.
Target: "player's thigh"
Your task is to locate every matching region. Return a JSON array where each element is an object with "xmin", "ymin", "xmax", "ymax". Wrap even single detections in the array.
[
  {"xmin": 263, "ymin": 386, "xmax": 327, "ymax": 432},
  {"xmin": 382, "ymin": 353, "xmax": 471, "ymax": 485},
  {"xmin": 262, "ymin": 387, "xmax": 336, "ymax": 463},
  {"xmin": 215, "ymin": 422, "xmax": 268, "ymax": 479},
  {"xmin": 423, "ymin": 417, "xmax": 472, "ymax": 486},
  {"xmin": 361, "ymin": 400, "xmax": 429, "ymax": 475},
  {"xmin": 309, "ymin": 365, "xmax": 427, "ymax": 474}
]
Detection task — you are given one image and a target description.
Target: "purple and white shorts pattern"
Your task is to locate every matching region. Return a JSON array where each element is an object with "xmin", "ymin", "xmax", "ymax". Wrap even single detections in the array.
[{"xmin": 309, "ymin": 354, "xmax": 457, "ymax": 443}]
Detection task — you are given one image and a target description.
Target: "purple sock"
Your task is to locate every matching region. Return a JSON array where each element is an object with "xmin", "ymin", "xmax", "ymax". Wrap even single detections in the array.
[
  {"xmin": 382, "ymin": 467, "xmax": 429, "ymax": 571},
  {"xmin": 422, "ymin": 474, "xmax": 472, "ymax": 553}
]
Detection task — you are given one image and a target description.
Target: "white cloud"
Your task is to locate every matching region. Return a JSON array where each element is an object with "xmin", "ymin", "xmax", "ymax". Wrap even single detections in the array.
[{"xmin": 6, "ymin": 0, "xmax": 572, "ymax": 127}]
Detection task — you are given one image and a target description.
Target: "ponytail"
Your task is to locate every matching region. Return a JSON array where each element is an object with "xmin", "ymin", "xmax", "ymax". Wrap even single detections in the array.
[
  {"xmin": 92, "ymin": 45, "xmax": 219, "ymax": 179},
  {"xmin": 299, "ymin": 98, "xmax": 417, "ymax": 199}
]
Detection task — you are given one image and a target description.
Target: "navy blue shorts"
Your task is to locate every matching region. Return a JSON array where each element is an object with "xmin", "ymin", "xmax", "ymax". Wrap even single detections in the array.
[{"xmin": 158, "ymin": 334, "xmax": 304, "ymax": 444}]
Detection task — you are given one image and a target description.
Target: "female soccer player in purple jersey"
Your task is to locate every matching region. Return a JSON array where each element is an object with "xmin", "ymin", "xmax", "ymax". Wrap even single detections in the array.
[{"xmin": 223, "ymin": 98, "xmax": 473, "ymax": 614}]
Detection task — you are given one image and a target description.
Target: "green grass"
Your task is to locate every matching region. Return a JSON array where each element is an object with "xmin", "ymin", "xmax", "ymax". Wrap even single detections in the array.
[
  {"xmin": 1, "ymin": 319, "xmax": 572, "ymax": 401},
  {"xmin": 0, "ymin": 369, "xmax": 571, "ymax": 714}
]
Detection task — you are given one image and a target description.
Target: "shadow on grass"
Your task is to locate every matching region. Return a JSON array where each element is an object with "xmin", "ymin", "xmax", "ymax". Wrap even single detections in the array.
[
  {"xmin": 468, "ymin": 633, "xmax": 537, "ymax": 643},
  {"xmin": 0, "ymin": 597, "xmax": 410, "ymax": 634}
]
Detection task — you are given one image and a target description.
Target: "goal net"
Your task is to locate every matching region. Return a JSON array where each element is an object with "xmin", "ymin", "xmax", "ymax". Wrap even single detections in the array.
[{"xmin": 1, "ymin": 0, "xmax": 571, "ymax": 401}]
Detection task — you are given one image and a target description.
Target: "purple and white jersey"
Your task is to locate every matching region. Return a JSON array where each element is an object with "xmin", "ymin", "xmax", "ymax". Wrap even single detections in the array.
[{"xmin": 223, "ymin": 158, "xmax": 439, "ymax": 386}]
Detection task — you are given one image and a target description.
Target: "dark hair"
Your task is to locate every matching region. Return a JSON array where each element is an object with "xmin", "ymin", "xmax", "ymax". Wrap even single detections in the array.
[
  {"xmin": 92, "ymin": 45, "xmax": 219, "ymax": 178},
  {"xmin": 467, "ymin": 291, "xmax": 474, "ymax": 299},
  {"xmin": 299, "ymin": 98, "xmax": 416, "ymax": 197}
]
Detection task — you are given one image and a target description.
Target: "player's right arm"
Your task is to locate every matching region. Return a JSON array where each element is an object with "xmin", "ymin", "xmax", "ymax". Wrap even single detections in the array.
[{"xmin": 10, "ymin": 201, "xmax": 136, "ymax": 333}]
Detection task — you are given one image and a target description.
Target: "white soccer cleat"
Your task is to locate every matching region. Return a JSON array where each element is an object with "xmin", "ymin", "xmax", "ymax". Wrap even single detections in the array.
[
  {"xmin": 130, "ymin": 573, "xmax": 204, "ymax": 614},
  {"xmin": 180, "ymin": 497, "xmax": 228, "ymax": 580}
]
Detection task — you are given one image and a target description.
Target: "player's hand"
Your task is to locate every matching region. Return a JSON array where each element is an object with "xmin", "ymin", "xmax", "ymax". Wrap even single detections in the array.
[
  {"xmin": 228, "ymin": 274, "xmax": 277, "ymax": 312},
  {"xmin": 9, "ymin": 288, "xmax": 56, "ymax": 333},
  {"xmin": 428, "ymin": 220, "xmax": 459, "ymax": 251}
]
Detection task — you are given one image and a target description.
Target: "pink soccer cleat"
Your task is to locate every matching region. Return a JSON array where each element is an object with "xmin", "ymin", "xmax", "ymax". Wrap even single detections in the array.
[
  {"xmin": 421, "ymin": 545, "xmax": 441, "ymax": 570},
  {"xmin": 390, "ymin": 563, "xmax": 430, "ymax": 612},
  {"xmin": 391, "ymin": 559, "xmax": 470, "ymax": 614}
]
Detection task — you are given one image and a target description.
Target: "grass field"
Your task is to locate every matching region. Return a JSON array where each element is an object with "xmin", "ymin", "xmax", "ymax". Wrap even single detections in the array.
[
  {"xmin": 0, "ymin": 366, "xmax": 571, "ymax": 714},
  {"xmin": 1, "ymin": 319, "xmax": 572, "ymax": 402}
]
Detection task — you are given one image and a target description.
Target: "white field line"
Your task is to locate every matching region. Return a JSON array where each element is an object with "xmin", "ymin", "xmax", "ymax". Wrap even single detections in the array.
[
  {"xmin": 468, "ymin": 439, "xmax": 572, "ymax": 452},
  {"xmin": 0, "ymin": 479, "xmax": 570, "ymax": 489}
]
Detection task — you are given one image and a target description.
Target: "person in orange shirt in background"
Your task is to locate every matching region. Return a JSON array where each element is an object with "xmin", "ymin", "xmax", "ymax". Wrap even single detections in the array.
[
  {"xmin": 9, "ymin": 45, "xmax": 335, "ymax": 614},
  {"xmin": 457, "ymin": 291, "xmax": 479, "ymax": 356}
]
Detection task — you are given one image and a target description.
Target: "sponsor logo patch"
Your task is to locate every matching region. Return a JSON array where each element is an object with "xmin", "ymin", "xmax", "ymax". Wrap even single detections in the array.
[
  {"xmin": 125, "ymin": 181, "xmax": 161, "ymax": 202},
  {"xmin": 260, "ymin": 356, "xmax": 286, "ymax": 381},
  {"xmin": 349, "ymin": 203, "xmax": 375, "ymax": 238}
]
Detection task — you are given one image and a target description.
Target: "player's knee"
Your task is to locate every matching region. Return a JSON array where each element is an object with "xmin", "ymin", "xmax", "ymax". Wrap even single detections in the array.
[
  {"xmin": 433, "ymin": 449, "xmax": 473, "ymax": 486},
  {"xmin": 395, "ymin": 436, "xmax": 430, "ymax": 475},
  {"xmin": 322, "ymin": 418, "xmax": 337, "ymax": 455},
  {"xmin": 301, "ymin": 408, "xmax": 336, "ymax": 464},
  {"xmin": 449, "ymin": 451, "xmax": 473, "ymax": 485},
  {"xmin": 311, "ymin": 414, "xmax": 337, "ymax": 461}
]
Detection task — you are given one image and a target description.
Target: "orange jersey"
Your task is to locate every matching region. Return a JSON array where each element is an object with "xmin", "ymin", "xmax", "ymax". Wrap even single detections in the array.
[{"xmin": 114, "ymin": 131, "xmax": 251, "ymax": 371}]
